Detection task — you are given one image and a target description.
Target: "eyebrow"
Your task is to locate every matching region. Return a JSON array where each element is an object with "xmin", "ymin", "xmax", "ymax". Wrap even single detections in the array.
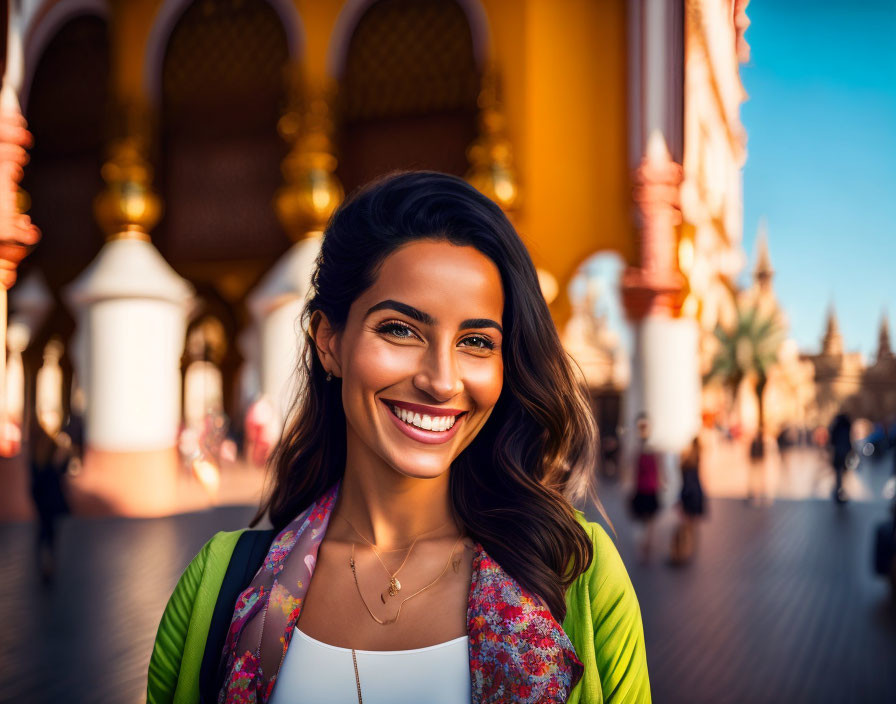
[{"xmin": 365, "ymin": 299, "xmax": 503, "ymax": 335}]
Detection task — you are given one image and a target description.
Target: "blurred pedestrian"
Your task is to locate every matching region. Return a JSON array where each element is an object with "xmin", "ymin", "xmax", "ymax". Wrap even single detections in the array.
[
  {"xmin": 747, "ymin": 434, "xmax": 769, "ymax": 506},
  {"xmin": 28, "ymin": 421, "xmax": 71, "ymax": 584},
  {"xmin": 828, "ymin": 412, "xmax": 852, "ymax": 504},
  {"xmin": 630, "ymin": 413, "xmax": 661, "ymax": 562},
  {"xmin": 669, "ymin": 436, "xmax": 706, "ymax": 565}
]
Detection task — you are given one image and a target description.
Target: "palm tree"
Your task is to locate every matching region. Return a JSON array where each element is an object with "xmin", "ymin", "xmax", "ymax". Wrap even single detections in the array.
[{"xmin": 706, "ymin": 303, "xmax": 785, "ymax": 454}]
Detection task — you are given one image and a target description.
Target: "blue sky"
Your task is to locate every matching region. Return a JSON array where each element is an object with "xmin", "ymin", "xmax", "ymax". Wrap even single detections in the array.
[{"xmin": 739, "ymin": 0, "xmax": 896, "ymax": 360}]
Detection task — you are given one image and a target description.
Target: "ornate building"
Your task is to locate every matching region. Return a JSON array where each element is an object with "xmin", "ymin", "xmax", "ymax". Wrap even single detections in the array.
[
  {"xmin": 803, "ymin": 309, "xmax": 896, "ymax": 427},
  {"xmin": 1, "ymin": 0, "xmax": 752, "ymax": 515},
  {"xmin": 703, "ymin": 224, "xmax": 816, "ymax": 438},
  {"xmin": 680, "ymin": 0, "xmax": 750, "ymax": 436}
]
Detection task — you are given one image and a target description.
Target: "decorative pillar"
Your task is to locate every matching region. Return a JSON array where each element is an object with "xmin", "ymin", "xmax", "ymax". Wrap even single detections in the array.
[
  {"xmin": 65, "ymin": 102, "xmax": 193, "ymax": 515},
  {"xmin": 0, "ymin": 1, "xmax": 41, "ymax": 520},
  {"xmin": 620, "ymin": 0, "xmax": 697, "ymax": 463},
  {"xmin": 248, "ymin": 70, "xmax": 343, "ymax": 432},
  {"xmin": 465, "ymin": 68, "xmax": 558, "ymax": 305},
  {"xmin": 621, "ymin": 131, "xmax": 698, "ymax": 454},
  {"xmin": 0, "ymin": 1, "xmax": 41, "ymax": 462}
]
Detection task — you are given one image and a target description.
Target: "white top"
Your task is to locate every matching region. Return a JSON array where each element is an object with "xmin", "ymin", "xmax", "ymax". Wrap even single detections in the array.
[{"xmin": 268, "ymin": 628, "xmax": 471, "ymax": 704}]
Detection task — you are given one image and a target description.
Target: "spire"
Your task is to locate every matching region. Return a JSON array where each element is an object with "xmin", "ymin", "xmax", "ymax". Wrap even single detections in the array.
[
  {"xmin": 822, "ymin": 302, "xmax": 843, "ymax": 356},
  {"xmin": 877, "ymin": 312, "xmax": 893, "ymax": 363},
  {"xmin": 753, "ymin": 219, "xmax": 773, "ymax": 283}
]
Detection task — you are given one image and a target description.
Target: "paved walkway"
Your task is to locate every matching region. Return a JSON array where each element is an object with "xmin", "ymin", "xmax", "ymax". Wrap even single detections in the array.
[
  {"xmin": 697, "ymin": 438, "xmax": 892, "ymax": 503},
  {"xmin": 1, "ymin": 454, "xmax": 895, "ymax": 702}
]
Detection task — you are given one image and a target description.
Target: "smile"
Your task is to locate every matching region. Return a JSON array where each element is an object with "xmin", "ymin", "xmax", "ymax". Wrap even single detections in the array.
[
  {"xmin": 389, "ymin": 405, "xmax": 457, "ymax": 432},
  {"xmin": 379, "ymin": 399, "xmax": 467, "ymax": 445}
]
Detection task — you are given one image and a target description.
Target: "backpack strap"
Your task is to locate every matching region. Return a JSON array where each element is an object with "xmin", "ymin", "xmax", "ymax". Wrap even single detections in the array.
[{"xmin": 199, "ymin": 527, "xmax": 276, "ymax": 703}]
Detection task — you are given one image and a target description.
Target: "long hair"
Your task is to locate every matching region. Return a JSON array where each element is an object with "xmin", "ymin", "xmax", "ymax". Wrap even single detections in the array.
[{"xmin": 253, "ymin": 171, "xmax": 602, "ymax": 621}]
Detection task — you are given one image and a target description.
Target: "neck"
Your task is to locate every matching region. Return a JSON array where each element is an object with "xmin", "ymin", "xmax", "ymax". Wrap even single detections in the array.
[{"xmin": 334, "ymin": 440, "xmax": 458, "ymax": 549}]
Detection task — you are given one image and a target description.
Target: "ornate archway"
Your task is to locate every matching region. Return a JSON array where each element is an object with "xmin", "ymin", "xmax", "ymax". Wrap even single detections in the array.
[
  {"xmin": 157, "ymin": 0, "xmax": 294, "ymax": 416},
  {"xmin": 334, "ymin": 0, "xmax": 483, "ymax": 193}
]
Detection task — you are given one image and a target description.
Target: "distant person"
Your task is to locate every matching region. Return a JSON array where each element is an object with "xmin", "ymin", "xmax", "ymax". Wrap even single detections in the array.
[
  {"xmin": 747, "ymin": 434, "xmax": 769, "ymax": 506},
  {"xmin": 28, "ymin": 421, "xmax": 71, "ymax": 584},
  {"xmin": 828, "ymin": 412, "xmax": 852, "ymax": 504},
  {"xmin": 670, "ymin": 436, "xmax": 706, "ymax": 565},
  {"xmin": 600, "ymin": 429, "xmax": 621, "ymax": 479},
  {"xmin": 59, "ymin": 388, "xmax": 85, "ymax": 473},
  {"xmin": 630, "ymin": 413, "xmax": 661, "ymax": 562}
]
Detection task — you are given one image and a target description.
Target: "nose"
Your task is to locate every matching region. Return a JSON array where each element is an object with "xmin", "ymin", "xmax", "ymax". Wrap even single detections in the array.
[{"xmin": 414, "ymin": 341, "xmax": 463, "ymax": 401}]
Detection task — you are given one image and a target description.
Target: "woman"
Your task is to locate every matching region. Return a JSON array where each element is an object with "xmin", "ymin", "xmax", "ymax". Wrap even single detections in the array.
[
  {"xmin": 669, "ymin": 436, "xmax": 705, "ymax": 565},
  {"xmin": 629, "ymin": 414, "xmax": 661, "ymax": 563},
  {"xmin": 148, "ymin": 172, "xmax": 650, "ymax": 703}
]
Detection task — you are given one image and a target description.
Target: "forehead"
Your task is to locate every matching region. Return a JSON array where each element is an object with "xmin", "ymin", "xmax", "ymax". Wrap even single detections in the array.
[{"xmin": 359, "ymin": 239, "xmax": 504, "ymax": 318}]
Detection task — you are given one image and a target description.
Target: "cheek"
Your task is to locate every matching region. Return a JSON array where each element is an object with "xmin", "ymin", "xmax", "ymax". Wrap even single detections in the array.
[
  {"xmin": 462, "ymin": 358, "xmax": 504, "ymax": 410},
  {"xmin": 346, "ymin": 340, "xmax": 415, "ymax": 388}
]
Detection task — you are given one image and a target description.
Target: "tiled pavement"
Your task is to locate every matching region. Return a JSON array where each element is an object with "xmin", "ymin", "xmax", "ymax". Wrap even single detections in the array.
[{"xmin": 2, "ymin": 453, "xmax": 895, "ymax": 703}]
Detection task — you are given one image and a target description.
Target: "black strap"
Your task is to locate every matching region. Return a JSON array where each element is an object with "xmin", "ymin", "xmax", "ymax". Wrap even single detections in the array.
[{"xmin": 199, "ymin": 528, "xmax": 276, "ymax": 704}]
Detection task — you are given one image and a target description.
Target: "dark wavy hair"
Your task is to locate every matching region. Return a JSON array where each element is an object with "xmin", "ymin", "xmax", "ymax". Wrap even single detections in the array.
[{"xmin": 253, "ymin": 171, "xmax": 603, "ymax": 620}]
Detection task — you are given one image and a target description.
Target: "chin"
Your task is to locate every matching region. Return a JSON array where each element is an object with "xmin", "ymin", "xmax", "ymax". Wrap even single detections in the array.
[{"xmin": 385, "ymin": 453, "xmax": 453, "ymax": 481}]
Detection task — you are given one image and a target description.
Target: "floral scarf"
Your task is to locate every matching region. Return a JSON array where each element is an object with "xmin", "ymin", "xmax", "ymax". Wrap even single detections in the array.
[{"xmin": 218, "ymin": 484, "xmax": 583, "ymax": 703}]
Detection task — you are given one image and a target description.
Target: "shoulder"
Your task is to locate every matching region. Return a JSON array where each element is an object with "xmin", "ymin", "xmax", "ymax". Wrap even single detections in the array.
[
  {"xmin": 147, "ymin": 530, "xmax": 247, "ymax": 703},
  {"xmin": 572, "ymin": 511, "xmax": 632, "ymax": 599},
  {"xmin": 567, "ymin": 511, "xmax": 651, "ymax": 702},
  {"xmin": 201, "ymin": 530, "xmax": 247, "ymax": 571},
  {"xmin": 175, "ymin": 530, "xmax": 246, "ymax": 595}
]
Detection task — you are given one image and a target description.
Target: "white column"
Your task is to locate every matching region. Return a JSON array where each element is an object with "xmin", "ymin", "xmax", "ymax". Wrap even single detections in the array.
[
  {"xmin": 66, "ymin": 237, "xmax": 193, "ymax": 451},
  {"xmin": 630, "ymin": 315, "xmax": 700, "ymax": 452},
  {"xmin": 247, "ymin": 235, "xmax": 321, "ymax": 427}
]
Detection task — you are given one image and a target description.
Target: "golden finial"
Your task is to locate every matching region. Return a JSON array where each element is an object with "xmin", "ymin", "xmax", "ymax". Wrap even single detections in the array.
[
  {"xmin": 93, "ymin": 103, "xmax": 161, "ymax": 241},
  {"xmin": 275, "ymin": 70, "xmax": 344, "ymax": 241},
  {"xmin": 465, "ymin": 66, "xmax": 520, "ymax": 213}
]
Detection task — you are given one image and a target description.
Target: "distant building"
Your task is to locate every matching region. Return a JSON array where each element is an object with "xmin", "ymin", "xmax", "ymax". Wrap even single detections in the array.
[
  {"xmin": 799, "ymin": 308, "xmax": 896, "ymax": 428},
  {"xmin": 706, "ymin": 224, "xmax": 815, "ymax": 438},
  {"xmin": 802, "ymin": 307, "xmax": 865, "ymax": 427}
]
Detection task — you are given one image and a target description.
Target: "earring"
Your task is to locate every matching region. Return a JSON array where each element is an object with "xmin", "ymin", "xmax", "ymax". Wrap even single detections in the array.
[{"xmin": 326, "ymin": 371, "xmax": 333, "ymax": 382}]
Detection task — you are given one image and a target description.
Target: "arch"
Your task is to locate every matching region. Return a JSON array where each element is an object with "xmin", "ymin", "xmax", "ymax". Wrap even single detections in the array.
[
  {"xmin": 565, "ymin": 250, "xmax": 632, "ymax": 383},
  {"xmin": 335, "ymin": 0, "xmax": 483, "ymax": 191},
  {"xmin": 326, "ymin": 0, "xmax": 490, "ymax": 78},
  {"xmin": 22, "ymin": 0, "xmax": 109, "ymax": 112},
  {"xmin": 157, "ymin": 0, "xmax": 291, "ymax": 267},
  {"xmin": 143, "ymin": 0, "xmax": 304, "ymax": 106}
]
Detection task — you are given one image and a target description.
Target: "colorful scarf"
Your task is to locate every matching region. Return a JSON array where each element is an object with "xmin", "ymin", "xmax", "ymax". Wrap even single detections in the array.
[{"xmin": 218, "ymin": 484, "xmax": 583, "ymax": 703}]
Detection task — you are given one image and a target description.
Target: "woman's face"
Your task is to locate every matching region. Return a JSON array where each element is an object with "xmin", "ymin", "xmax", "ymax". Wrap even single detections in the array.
[{"xmin": 317, "ymin": 239, "xmax": 505, "ymax": 480}]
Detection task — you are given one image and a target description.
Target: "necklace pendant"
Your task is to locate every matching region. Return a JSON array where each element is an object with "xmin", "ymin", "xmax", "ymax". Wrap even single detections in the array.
[{"xmin": 389, "ymin": 577, "xmax": 401, "ymax": 596}]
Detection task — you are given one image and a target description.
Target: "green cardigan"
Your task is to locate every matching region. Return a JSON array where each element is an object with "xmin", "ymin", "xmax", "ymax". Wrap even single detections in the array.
[{"xmin": 147, "ymin": 514, "xmax": 651, "ymax": 703}]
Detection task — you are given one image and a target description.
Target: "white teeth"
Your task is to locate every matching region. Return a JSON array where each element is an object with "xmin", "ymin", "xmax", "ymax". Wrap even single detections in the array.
[{"xmin": 390, "ymin": 405, "xmax": 458, "ymax": 432}]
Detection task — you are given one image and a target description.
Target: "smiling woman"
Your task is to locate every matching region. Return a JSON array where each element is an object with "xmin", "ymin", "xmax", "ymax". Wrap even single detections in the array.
[{"xmin": 147, "ymin": 172, "xmax": 651, "ymax": 704}]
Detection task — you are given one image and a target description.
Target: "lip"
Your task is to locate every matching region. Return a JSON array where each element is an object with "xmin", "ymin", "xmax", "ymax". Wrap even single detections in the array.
[
  {"xmin": 380, "ymin": 399, "xmax": 467, "ymax": 417},
  {"xmin": 380, "ymin": 399, "xmax": 466, "ymax": 445}
]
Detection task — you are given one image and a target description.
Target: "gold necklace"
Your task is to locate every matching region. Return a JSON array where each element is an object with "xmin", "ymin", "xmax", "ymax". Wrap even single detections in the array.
[
  {"xmin": 349, "ymin": 533, "xmax": 463, "ymax": 626},
  {"xmin": 337, "ymin": 515, "xmax": 449, "ymax": 601},
  {"xmin": 351, "ymin": 649, "xmax": 363, "ymax": 704}
]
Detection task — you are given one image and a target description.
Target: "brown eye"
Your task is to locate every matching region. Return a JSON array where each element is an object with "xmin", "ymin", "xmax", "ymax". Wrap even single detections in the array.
[
  {"xmin": 376, "ymin": 321, "xmax": 419, "ymax": 340},
  {"xmin": 460, "ymin": 335, "xmax": 496, "ymax": 350}
]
